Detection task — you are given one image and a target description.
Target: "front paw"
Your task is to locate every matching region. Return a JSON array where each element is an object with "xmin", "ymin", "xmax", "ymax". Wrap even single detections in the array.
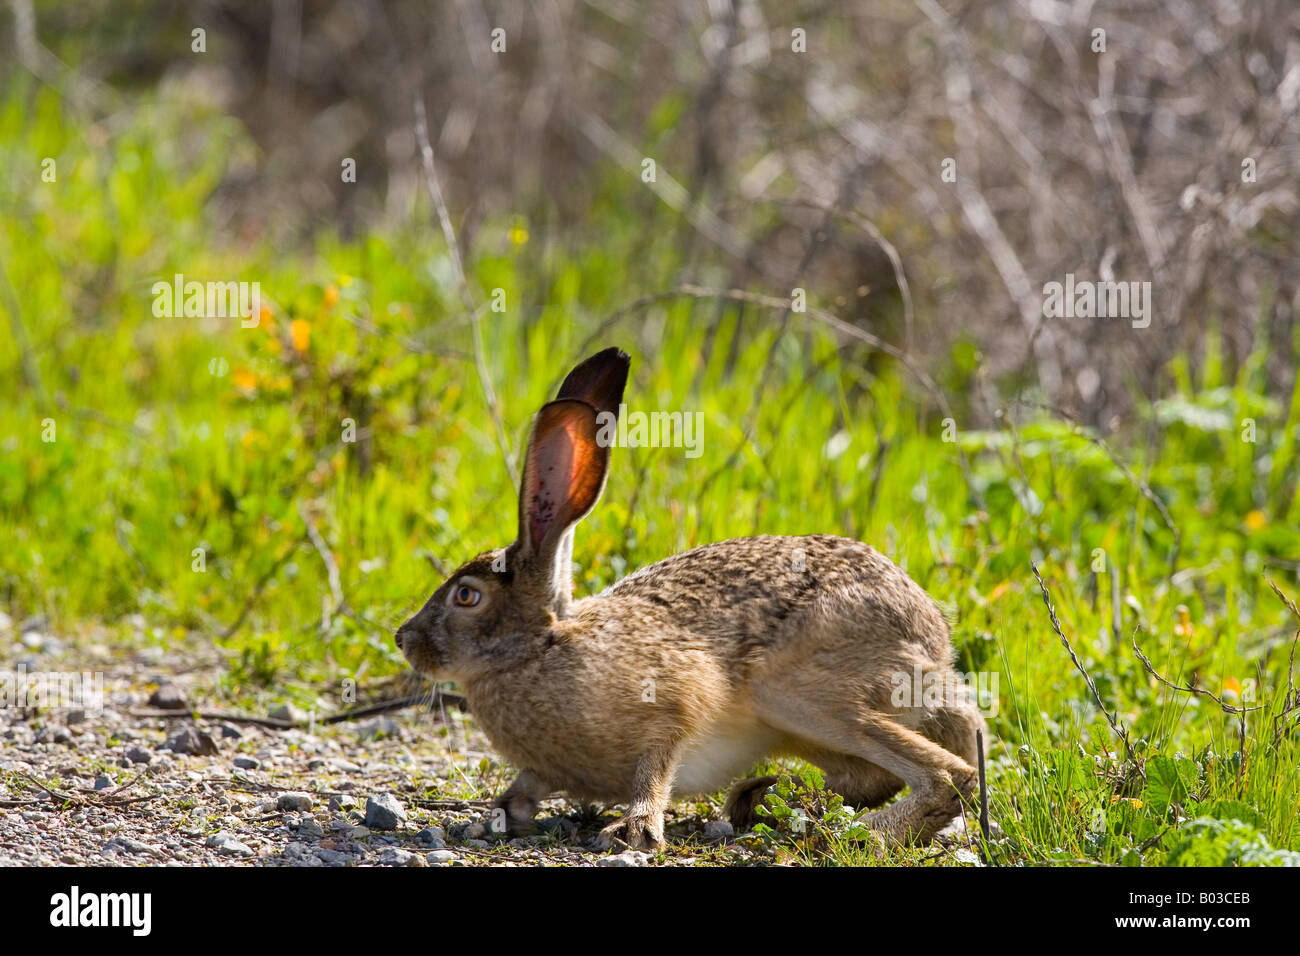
[
  {"xmin": 490, "ymin": 798, "xmax": 539, "ymax": 837},
  {"xmin": 595, "ymin": 810, "xmax": 664, "ymax": 851}
]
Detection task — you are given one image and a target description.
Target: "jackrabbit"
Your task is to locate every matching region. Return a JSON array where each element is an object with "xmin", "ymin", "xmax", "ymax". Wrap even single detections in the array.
[{"xmin": 396, "ymin": 347, "xmax": 986, "ymax": 849}]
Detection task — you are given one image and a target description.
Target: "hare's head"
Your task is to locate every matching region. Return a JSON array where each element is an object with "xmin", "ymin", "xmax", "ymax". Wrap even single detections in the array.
[{"xmin": 395, "ymin": 348, "xmax": 629, "ymax": 681}]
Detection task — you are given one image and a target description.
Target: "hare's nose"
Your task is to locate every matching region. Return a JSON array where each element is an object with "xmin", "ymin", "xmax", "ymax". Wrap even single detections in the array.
[{"xmin": 394, "ymin": 628, "xmax": 407, "ymax": 651}]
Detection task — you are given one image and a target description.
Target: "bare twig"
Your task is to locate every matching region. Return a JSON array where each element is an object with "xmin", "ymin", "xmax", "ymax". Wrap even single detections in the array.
[
  {"xmin": 1031, "ymin": 562, "xmax": 1137, "ymax": 766},
  {"xmin": 413, "ymin": 91, "xmax": 518, "ymax": 487},
  {"xmin": 1130, "ymin": 625, "xmax": 1260, "ymax": 716},
  {"xmin": 298, "ymin": 501, "xmax": 345, "ymax": 628},
  {"xmin": 1267, "ymin": 579, "xmax": 1300, "ymax": 745},
  {"xmin": 976, "ymin": 728, "xmax": 991, "ymax": 865},
  {"xmin": 127, "ymin": 690, "xmax": 467, "ymax": 729}
]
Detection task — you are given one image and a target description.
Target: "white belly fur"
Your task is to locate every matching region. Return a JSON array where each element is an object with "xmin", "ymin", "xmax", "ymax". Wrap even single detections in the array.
[{"xmin": 672, "ymin": 721, "xmax": 782, "ymax": 797}]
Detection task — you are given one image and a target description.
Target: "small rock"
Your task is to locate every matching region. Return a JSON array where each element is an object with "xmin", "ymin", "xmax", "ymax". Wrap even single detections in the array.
[
  {"xmin": 463, "ymin": 822, "xmax": 488, "ymax": 840},
  {"xmin": 464, "ymin": 839, "xmax": 490, "ymax": 850},
  {"xmin": 328, "ymin": 795, "xmax": 357, "ymax": 812},
  {"xmin": 702, "ymin": 820, "xmax": 735, "ymax": 843},
  {"xmin": 66, "ymin": 709, "xmax": 86, "ymax": 726},
  {"xmin": 378, "ymin": 848, "xmax": 414, "ymax": 866},
  {"xmin": 298, "ymin": 817, "xmax": 325, "ymax": 839},
  {"xmin": 147, "ymin": 684, "xmax": 189, "ymax": 711},
  {"xmin": 597, "ymin": 850, "xmax": 650, "ymax": 867},
  {"xmin": 233, "ymin": 756, "xmax": 260, "ymax": 770},
  {"xmin": 268, "ymin": 703, "xmax": 304, "ymax": 723},
  {"xmin": 93, "ymin": 775, "xmax": 113, "ymax": 791},
  {"xmin": 415, "ymin": 827, "xmax": 447, "ymax": 846},
  {"xmin": 205, "ymin": 832, "xmax": 254, "ymax": 857},
  {"xmin": 330, "ymin": 758, "xmax": 362, "ymax": 772},
  {"xmin": 106, "ymin": 837, "xmax": 159, "ymax": 857},
  {"xmin": 218, "ymin": 723, "xmax": 243, "ymax": 740},
  {"xmin": 364, "ymin": 794, "xmax": 406, "ymax": 831},
  {"xmin": 316, "ymin": 849, "xmax": 351, "ymax": 864},
  {"xmin": 124, "ymin": 746, "xmax": 152, "ymax": 765},
  {"xmin": 277, "ymin": 791, "xmax": 314, "ymax": 812},
  {"xmin": 426, "ymin": 849, "xmax": 456, "ymax": 865},
  {"xmin": 356, "ymin": 717, "xmax": 400, "ymax": 740},
  {"xmin": 163, "ymin": 727, "xmax": 219, "ymax": 756}
]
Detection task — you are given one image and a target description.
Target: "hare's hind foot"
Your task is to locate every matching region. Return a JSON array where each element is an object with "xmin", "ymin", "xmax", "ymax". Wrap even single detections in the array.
[
  {"xmin": 854, "ymin": 763, "xmax": 977, "ymax": 845},
  {"xmin": 753, "ymin": 692, "xmax": 979, "ymax": 845},
  {"xmin": 595, "ymin": 809, "xmax": 665, "ymax": 850},
  {"xmin": 723, "ymin": 775, "xmax": 783, "ymax": 831}
]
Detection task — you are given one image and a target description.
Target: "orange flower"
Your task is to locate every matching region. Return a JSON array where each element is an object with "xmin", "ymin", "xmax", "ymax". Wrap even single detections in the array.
[
  {"xmin": 324, "ymin": 285, "xmax": 339, "ymax": 307},
  {"xmin": 290, "ymin": 319, "xmax": 311, "ymax": 352}
]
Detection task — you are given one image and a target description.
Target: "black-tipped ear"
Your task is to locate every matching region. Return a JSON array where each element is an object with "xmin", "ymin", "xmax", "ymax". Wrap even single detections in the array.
[
  {"xmin": 516, "ymin": 399, "xmax": 610, "ymax": 561},
  {"xmin": 556, "ymin": 347, "xmax": 630, "ymax": 417}
]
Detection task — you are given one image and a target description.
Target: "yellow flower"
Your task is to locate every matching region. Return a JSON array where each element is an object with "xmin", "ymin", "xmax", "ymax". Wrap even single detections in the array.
[
  {"xmin": 508, "ymin": 221, "xmax": 529, "ymax": 245},
  {"xmin": 323, "ymin": 285, "xmax": 339, "ymax": 307},
  {"xmin": 290, "ymin": 319, "xmax": 311, "ymax": 352},
  {"xmin": 1245, "ymin": 510, "xmax": 1267, "ymax": 531},
  {"xmin": 338, "ymin": 274, "xmax": 353, "ymax": 287},
  {"xmin": 232, "ymin": 368, "xmax": 258, "ymax": 391},
  {"xmin": 241, "ymin": 429, "xmax": 269, "ymax": 451}
]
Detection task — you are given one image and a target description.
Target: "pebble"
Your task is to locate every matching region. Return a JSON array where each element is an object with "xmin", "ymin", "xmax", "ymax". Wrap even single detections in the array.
[
  {"xmin": 356, "ymin": 717, "xmax": 400, "ymax": 739},
  {"xmin": 276, "ymin": 791, "xmax": 314, "ymax": 812},
  {"xmin": 379, "ymin": 848, "xmax": 421, "ymax": 866},
  {"xmin": 206, "ymin": 832, "xmax": 254, "ymax": 857},
  {"xmin": 415, "ymin": 827, "xmax": 447, "ymax": 845},
  {"xmin": 702, "ymin": 820, "xmax": 735, "ymax": 842},
  {"xmin": 426, "ymin": 849, "xmax": 456, "ymax": 865},
  {"xmin": 596, "ymin": 850, "xmax": 651, "ymax": 867},
  {"xmin": 93, "ymin": 775, "xmax": 113, "ymax": 791},
  {"xmin": 124, "ymin": 745, "xmax": 152, "ymax": 765},
  {"xmin": 163, "ymin": 726, "xmax": 219, "ymax": 756},
  {"xmin": 233, "ymin": 756, "xmax": 260, "ymax": 770},
  {"xmin": 364, "ymin": 793, "xmax": 406, "ymax": 831},
  {"xmin": 298, "ymin": 817, "xmax": 325, "ymax": 839},
  {"xmin": 147, "ymin": 684, "xmax": 189, "ymax": 710},
  {"xmin": 268, "ymin": 703, "xmax": 304, "ymax": 724}
]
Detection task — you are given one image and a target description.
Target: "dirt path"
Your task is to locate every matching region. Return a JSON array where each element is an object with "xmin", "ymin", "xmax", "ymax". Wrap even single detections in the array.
[{"xmin": 0, "ymin": 622, "xmax": 750, "ymax": 867}]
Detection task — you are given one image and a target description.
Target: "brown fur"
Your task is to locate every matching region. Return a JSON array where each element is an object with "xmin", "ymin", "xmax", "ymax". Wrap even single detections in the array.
[{"xmin": 396, "ymin": 349, "xmax": 987, "ymax": 850}]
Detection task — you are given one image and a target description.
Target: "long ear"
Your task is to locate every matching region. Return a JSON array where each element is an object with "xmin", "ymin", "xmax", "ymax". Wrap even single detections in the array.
[
  {"xmin": 516, "ymin": 399, "xmax": 613, "ymax": 570},
  {"xmin": 556, "ymin": 347, "xmax": 630, "ymax": 416}
]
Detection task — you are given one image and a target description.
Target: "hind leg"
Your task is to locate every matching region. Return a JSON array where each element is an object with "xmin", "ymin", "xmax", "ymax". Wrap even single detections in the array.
[{"xmin": 754, "ymin": 693, "xmax": 977, "ymax": 845}]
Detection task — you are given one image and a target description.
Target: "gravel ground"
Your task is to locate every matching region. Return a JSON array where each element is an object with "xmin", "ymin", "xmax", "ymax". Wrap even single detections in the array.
[{"xmin": 0, "ymin": 620, "xmax": 759, "ymax": 867}]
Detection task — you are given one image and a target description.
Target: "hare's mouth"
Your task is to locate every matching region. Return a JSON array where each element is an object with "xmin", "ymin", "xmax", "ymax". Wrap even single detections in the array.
[{"xmin": 394, "ymin": 628, "xmax": 443, "ymax": 676}]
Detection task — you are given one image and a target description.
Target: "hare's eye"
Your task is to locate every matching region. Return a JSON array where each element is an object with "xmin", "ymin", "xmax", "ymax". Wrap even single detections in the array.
[{"xmin": 453, "ymin": 585, "xmax": 481, "ymax": 607}]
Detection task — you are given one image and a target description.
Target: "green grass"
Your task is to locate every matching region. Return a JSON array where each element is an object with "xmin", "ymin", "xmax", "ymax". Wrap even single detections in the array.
[{"xmin": 2, "ymin": 75, "xmax": 1299, "ymax": 867}]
